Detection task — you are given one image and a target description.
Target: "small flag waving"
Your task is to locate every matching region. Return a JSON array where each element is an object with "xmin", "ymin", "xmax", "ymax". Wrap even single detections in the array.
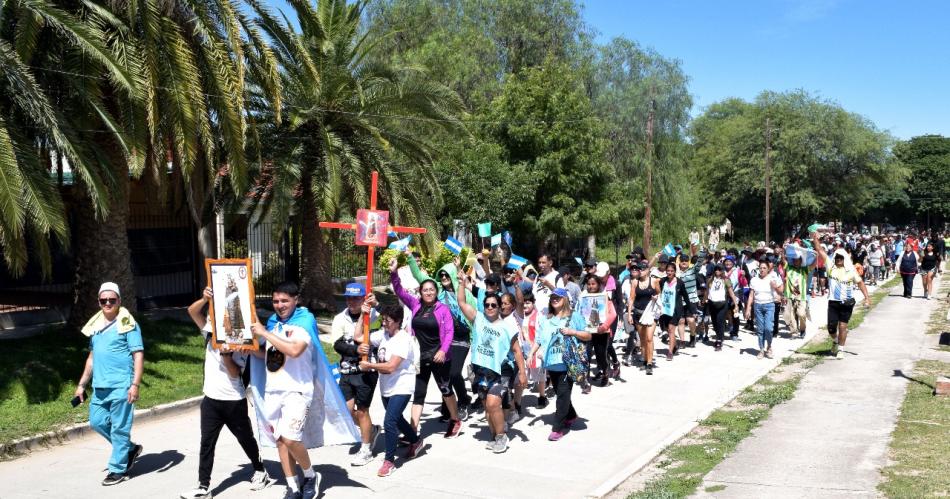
[
  {"xmin": 662, "ymin": 243, "xmax": 676, "ymax": 257},
  {"xmin": 388, "ymin": 235, "xmax": 411, "ymax": 251},
  {"xmin": 477, "ymin": 222, "xmax": 492, "ymax": 238},
  {"xmin": 444, "ymin": 236, "xmax": 464, "ymax": 255},
  {"xmin": 490, "ymin": 233, "xmax": 502, "ymax": 247},
  {"xmin": 507, "ymin": 254, "xmax": 528, "ymax": 269},
  {"xmin": 503, "ymin": 231, "xmax": 512, "ymax": 248}
]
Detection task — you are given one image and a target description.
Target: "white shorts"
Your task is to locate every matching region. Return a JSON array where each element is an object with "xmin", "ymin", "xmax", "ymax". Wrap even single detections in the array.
[{"xmin": 262, "ymin": 391, "xmax": 311, "ymax": 443}]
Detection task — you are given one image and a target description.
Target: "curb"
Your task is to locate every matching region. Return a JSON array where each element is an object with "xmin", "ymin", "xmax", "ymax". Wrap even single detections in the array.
[{"xmin": 1, "ymin": 395, "xmax": 203, "ymax": 460}]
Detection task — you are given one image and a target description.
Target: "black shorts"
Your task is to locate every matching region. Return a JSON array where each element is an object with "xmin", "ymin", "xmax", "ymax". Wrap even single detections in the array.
[
  {"xmin": 684, "ymin": 301, "xmax": 699, "ymax": 317},
  {"xmin": 339, "ymin": 371, "xmax": 378, "ymax": 408},
  {"xmin": 827, "ymin": 300, "xmax": 855, "ymax": 325},
  {"xmin": 816, "ymin": 268, "xmax": 826, "ymax": 279},
  {"xmin": 473, "ymin": 366, "xmax": 512, "ymax": 409},
  {"xmin": 659, "ymin": 314, "xmax": 683, "ymax": 330},
  {"xmin": 414, "ymin": 358, "xmax": 453, "ymax": 404}
]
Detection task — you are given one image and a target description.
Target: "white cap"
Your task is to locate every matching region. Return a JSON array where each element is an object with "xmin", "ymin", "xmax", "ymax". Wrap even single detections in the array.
[
  {"xmin": 98, "ymin": 282, "xmax": 121, "ymax": 298},
  {"xmin": 595, "ymin": 261, "xmax": 610, "ymax": 278}
]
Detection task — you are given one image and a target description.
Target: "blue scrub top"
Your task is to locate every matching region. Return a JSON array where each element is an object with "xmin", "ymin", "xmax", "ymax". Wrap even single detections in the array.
[{"xmin": 90, "ymin": 321, "xmax": 144, "ymax": 389}]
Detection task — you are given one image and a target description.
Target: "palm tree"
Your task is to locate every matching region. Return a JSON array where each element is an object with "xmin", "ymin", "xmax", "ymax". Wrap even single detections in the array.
[
  {"xmin": 0, "ymin": 0, "xmax": 133, "ymax": 278},
  {"xmin": 41, "ymin": 0, "xmax": 281, "ymax": 325},
  {"xmin": 246, "ymin": 0, "xmax": 464, "ymax": 309}
]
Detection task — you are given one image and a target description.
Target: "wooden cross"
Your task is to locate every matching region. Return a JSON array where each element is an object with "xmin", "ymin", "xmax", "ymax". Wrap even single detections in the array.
[{"xmin": 319, "ymin": 171, "xmax": 427, "ymax": 359}]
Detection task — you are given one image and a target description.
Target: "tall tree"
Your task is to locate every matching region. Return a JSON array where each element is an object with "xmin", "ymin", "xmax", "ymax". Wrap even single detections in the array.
[
  {"xmin": 690, "ymin": 90, "xmax": 901, "ymax": 239},
  {"xmin": 892, "ymin": 135, "xmax": 950, "ymax": 229},
  {"xmin": 246, "ymin": 0, "xmax": 463, "ymax": 309}
]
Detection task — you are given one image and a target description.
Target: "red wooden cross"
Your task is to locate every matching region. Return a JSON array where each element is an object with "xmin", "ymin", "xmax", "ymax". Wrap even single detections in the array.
[{"xmin": 319, "ymin": 171, "xmax": 426, "ymax": 359}]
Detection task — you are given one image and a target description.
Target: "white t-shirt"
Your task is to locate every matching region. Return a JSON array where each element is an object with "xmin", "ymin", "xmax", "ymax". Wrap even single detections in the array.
[
  {"xmin": 533, "ymin": 270, "xmax": 563, "ymax": 316},
  {"xmin": 201, "ymin": 323, "xmax": 246, "ymax": 401},
  {"xmin": 264, "ymin": 322, "xmax": 314, "ymax": 395},
  {"xmin": 749, "ymin": 274, "xmax": 776, "ymax": 305},
  {"xmin": 372, "ymin": 329, "xmax": 415, "ymax": 397},
  {"xmin": 708, "ymin": 277, "xmax": 728, "ymax": 302}
]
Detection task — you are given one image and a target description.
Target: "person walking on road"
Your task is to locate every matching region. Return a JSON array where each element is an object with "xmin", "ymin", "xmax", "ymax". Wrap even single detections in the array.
[
  {"xmin": 896, "ymin": 243, "xmax": 920, "ymax": 299},
  {"xmin": 919, "ymin": 242, "xmax": 940, "ymax": 299},
  {"xmin": 181, "ymin": 288, "xmax": 272, "ymax": 499},
  {"xmin": 813, "ymin": 234, "xmax": 871, "ymax": 359},
  {"xmin": 746, "ymin": 261, "xmax": 783, "ymax": 359},
  {"xmin": 74, "ymin": 282, "xmax": 145, "ymax": 486}
]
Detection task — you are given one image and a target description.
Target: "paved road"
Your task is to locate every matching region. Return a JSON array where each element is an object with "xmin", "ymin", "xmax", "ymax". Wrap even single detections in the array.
[
  {"xmin": 694, "ymin": 276, "xmax": 938, "ymax": 499},
  {"xmin": 1, "ymin": 294, "xmax": 838, "ymax": 499}
]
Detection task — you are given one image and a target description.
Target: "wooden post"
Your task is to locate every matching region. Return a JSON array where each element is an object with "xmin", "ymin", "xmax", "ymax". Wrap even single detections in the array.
[{"xmin": 765, "ymin": 117, "xmax": 772, "ymax": 243}]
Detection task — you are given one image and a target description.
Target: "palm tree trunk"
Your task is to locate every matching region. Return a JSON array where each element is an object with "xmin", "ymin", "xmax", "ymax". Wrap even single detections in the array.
[
  {"xmin": 298, "ymin": 170, "xmax": 334, "ymax": 311},
  {"xmin": 67, "ymin": 150, "xmax": 136, "ymax": 329}
]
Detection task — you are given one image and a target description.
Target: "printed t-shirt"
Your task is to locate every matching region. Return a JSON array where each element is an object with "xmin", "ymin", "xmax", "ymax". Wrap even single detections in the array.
[
  {"xmin": 264, "ymin": 322, "xmax": 314, "ymax": 394},
  {"xmin": 533, "ymin": 270, "xmax": 562, "ymax": 315},
  {"xmin": 90, "ymin": 319, "xmax": 144, "ymax": 389},
  {"xmin": 470, "ymin": 314, "xmax": 519, "ymax": 375},
  {"xmin": 371, "ymin": 329, "xmax": 415, "ymax": 397},
  {"xmin": 828, "ymin": 266, "xmax": 859, "ymax": 302},
  {"xmin": 535, "ymin": 313, "xmax": 585, "ymax": 372}
]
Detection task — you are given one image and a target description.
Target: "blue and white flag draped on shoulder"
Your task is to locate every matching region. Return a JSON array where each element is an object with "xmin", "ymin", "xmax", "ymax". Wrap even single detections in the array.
[{"xmin": 249, "ymin": 307, "xmax": 360, "ymax": 448}]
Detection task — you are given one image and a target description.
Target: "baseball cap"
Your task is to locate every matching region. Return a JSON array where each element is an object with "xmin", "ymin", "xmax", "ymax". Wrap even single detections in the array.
[
  {"xmin": 584, "ymin": 258, "xmax": 597, "ymax": 268},
  {"xmin": 98, "ymin": 282, "xmax": 121, "ymax": 298},
  {"xmin": 343, "ymin": 282, "xmax": 365, "ymax": 297},
  {"xmin": 552, "ymin": 287, "xmax": 570, "ymax": 299},
  {"xmin": 595, "ymin": 261, "xmax": 610, "ymax": 278}
]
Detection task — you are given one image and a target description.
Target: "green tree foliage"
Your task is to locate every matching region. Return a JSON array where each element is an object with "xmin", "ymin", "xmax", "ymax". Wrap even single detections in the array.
[
  {"xmin": 893, "ymin": 135, "xmax": 950, "ymax": 224},
  {"xmin": 690, "ymin": 90, "xmax": 900, "ymax": 239}
]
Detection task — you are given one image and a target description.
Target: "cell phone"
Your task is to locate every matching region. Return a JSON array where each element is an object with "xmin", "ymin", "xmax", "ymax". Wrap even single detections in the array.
[{"xmin": 70, "ymin": 394, "xmax": 84, "ymax": 408}]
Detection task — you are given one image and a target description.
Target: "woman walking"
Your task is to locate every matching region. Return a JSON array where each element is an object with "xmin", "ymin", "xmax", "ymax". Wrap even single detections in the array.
[
  {"xmin": 745, "ymin": 261, "xmax": 783, "ymax": 358},
  {"xmin": 896, "ymin": 243, "xmax": 920, "ymax": 299},
  {"xmin": 581, "ymin": 274, "xmax": 617, "ymax": 387},
  {"xmin": 658, "ymin": 262, "xmax": 689, "ymax": 361},
  {"xmin": 919, "ymin": 242, "xmax": 939, "ymax": 299},
  {"xmin": 704, "ymin": 266, "xmax": 740, "ymax": 351},
  {"xmin": 627, "ymin": 262, "xmax": 660, "ymax": 374},
  {"xmin": 390, "ymin": 259, "xmax": 462, "ymax": 438},
  {"xmin": 530, "ymin": 288, "xmax": 591, "ymax": 441}
]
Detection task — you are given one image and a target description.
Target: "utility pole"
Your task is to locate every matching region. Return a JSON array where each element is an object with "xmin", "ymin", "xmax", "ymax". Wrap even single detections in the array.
[
  {"xmin": 643, "ymin": 97, "xmax": 655, "ymax": 254},
  {"xmin": 764, "ymin": 117, "xmax": 772, "ymax": 243}
]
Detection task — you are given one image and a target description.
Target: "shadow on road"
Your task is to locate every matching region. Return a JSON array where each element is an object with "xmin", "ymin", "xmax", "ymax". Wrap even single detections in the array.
[{"xmin": 131, "ymin": 449, "xmax": 184, "ymax": 476}]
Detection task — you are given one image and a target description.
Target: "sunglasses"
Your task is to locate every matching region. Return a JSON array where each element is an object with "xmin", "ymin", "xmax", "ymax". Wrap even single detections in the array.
[
  {"xmin": 99, "ymin": 298, "xmax": 118, "ymax": 305},
  {"xmin": 484, "ymin": 302, "xmax": 499, "ymax": 309}
]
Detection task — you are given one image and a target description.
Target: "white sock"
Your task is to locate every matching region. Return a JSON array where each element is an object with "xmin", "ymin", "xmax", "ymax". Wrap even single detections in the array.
[
  {"xmin": 361, "ymin": 442, "xmax": 371, "ymax": 452},
  {"xmin": 302, "ymin": 467, "xmax": 315, "ymax": 479},
  {"xmin": 287, "ymin": 479, "xmax": 299, "ymax": 493}
]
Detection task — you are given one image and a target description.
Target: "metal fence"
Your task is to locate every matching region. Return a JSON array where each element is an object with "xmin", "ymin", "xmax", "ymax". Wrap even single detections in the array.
[{"xmin": 330, "ymin": 247, "xmax": 390, "ymax": 287}]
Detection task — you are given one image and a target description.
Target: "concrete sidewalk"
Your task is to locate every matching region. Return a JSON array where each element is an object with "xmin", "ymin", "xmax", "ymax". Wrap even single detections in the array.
[
  {"xmin": 694, "ymin": 277, "xmax": 938, "ymax": 498},
  {"xmin": 0, "ymin": 295, "xmax": 836, "ymax": 499}
]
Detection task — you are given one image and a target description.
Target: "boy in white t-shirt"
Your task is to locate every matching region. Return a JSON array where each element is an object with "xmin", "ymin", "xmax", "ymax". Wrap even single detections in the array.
[
  {"xmin": 180, "ymin": 287, "xmax": 272, "ymax": 499},
  {"xmin": 250, "ymin": 282, "xmax": 320, "ymax": 499}
]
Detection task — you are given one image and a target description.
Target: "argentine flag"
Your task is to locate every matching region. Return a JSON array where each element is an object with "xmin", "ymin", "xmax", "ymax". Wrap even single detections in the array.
[
  {"xmin": 389, "ymin": 235, "xmax": 411, "ymax": 251},
  {"xmin": 507, "ymin": 254, "xmax": 528, "ymax": 269},
  {"xmin": 662, "ymin": 243, "xmax": 676, "ymax": 257},
  {"xmin": 444, "ymin": 236, "xmax": 464, "ymax": 255}
]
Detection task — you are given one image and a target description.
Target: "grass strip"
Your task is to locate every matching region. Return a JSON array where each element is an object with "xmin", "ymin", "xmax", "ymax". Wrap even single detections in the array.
[
  {"xmin": 628, "ymin": 369, "xmax": 808, "ymax": 499},
  {"xmin": 0, "ymin": 318, "xmax": 339, "ymax": 448},
  {"xmin": 877, "ymin": 360, "xmax": 950, "ymax": 498}
]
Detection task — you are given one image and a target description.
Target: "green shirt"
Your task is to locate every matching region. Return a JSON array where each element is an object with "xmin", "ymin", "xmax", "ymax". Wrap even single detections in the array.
[{"xmin": 784, "ymin": 265, "xmax": 809, "ymax": 300}]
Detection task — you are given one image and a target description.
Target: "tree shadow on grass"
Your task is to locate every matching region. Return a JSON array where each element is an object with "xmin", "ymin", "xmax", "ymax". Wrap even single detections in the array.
[{"xmin": 892, "ymin": 369, "xmax": 935, "ymax": 390}]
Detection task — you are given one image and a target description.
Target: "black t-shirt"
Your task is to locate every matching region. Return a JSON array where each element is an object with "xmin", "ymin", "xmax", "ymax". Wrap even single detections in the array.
[
  {"xmin": 412, "ymin": 305, "xmax": 441, "ymax": 360},
  {"xmin": 921, "ymin": 253, "xmax": 938, "ymax": 271}
]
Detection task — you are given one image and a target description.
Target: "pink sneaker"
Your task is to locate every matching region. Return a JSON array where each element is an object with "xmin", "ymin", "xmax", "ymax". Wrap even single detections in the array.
[
  {"xmin": 444, "ymin": 419, "xmax": 462, "ymax": 439},
  {"xmin": 548, "ymin": 431, "xmax": 564, "ymax": 441},
  {"xmin": 407, "ymin": 438, "xmax": 425, "ymax": 459},
  {"xmin": 377, "ymin": 460, "xmax": 395, "ymax": 477}
]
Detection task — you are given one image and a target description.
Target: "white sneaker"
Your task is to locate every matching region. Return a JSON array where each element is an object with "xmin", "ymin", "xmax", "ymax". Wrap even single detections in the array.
[
  {"xmin": 351, "ymin": 447, "xmax": 373, "ymax": 467},
  {"xmin": 181, "ymin": 485, "xmax": 212, "ymax": 499},
  {"xmin": 250, "ymin": 470, "xmax": 273, "ymax": 491}
]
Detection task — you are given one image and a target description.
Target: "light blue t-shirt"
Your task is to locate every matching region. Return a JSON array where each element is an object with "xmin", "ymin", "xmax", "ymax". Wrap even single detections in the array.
[
  {"xmin": 470, "ymin": 314, "xmax": 519, "ymax": 375},
  {"xmin": 535, "ymin": 313, "xmax": 586, "ymax": 372},
  {"xmin": 90, "ymin": 320, "xmax": 144, "ymax": 389}
]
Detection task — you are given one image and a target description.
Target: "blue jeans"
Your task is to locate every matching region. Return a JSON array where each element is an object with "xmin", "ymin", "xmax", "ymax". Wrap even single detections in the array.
[
  {"xmin": 753, "ymin": 302, "xmax": 775, "ymax": 351},
  {"xmin": 381, "ymin": 394, "xmax": 417, "ymax": 462},
  {"xmin": 89, "ymin": 387, "xmax": 135, "ymax": 473}
]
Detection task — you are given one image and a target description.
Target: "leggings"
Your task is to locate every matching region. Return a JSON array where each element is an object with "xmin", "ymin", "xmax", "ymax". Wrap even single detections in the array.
[
  {"xmin": 448, "ymin": 343, "xmax": 471, "ymax": 406},
  {"xmin": 382, "ymin": 394, "xmax": 417, "ymax": 462},
  {"xmin": 413, "ymin": 358, "xmax": 453, "ymax": 404},
  {"xmin": 708, "ymin": 301, "xmax": 728, "ymax": 342},
  {"xmin": 548, "ymin": 370, "xmax": 577, "ymax": 432}
]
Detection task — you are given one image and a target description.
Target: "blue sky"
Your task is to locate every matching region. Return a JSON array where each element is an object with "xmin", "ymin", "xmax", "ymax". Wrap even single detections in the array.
[{"xmin": 581, "ymin": 0, "xmax": 949, "ymax": 139}]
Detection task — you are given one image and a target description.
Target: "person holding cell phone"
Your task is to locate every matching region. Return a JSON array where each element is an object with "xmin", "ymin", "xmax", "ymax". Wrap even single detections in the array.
[{"xmin": 73, "ymin": 282, "xmax": 144, "ymax": 486}]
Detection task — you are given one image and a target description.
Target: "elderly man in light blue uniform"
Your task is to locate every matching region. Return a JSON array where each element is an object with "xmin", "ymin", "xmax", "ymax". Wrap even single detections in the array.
[{"xmin": 74, "ymin": 282, "xmax": 145, "ymax": 486}]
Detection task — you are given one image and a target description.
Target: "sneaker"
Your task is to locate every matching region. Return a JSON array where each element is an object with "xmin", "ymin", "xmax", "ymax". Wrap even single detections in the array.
[
  {"xmin": 457, "ymin": 405, "xmax": 470, "ymax": 422},
  {"xmin": 282, "ymin": 489, "xmax": 302, "ymax": 499},
  {"xmin": 407, "ymin": 438, "xmax": 425, "ymax": 459},
  {"xmin": 610, "ymin": 364, "xmax": 621, "ymax": 379},
  {"xmin": 799, "ymin": 332, "xmax": 805, "ymax": 339},
  {"xmin": 300, "ymin": 473, "xmax": 320, "ymax": 499},
  {"xmin": 688, "ymin": 337, "xmax": 696, "ymax": 348},
  {"xmin": 492, "ymin": 434, "xmax": 509, "ymax": 454},
  {"xmin": 250, "ymin": 470, "xmax": 274, "ymax": 491},
  {"xmin": 548, "ymin": 431, "xmax": 564, "ymax": 441},
  {"xmin": 666, "ymin": 351, "xmax": 673, "ymax": 361},
  {"xmin": 646, "ymin": 365, "xmax": 653, "ymax": 375},
  {"xmin": 485, "ymin": 438, "xmax": 496, "ymax": 450},
  {"xmin": 102, "ymin": 472, "xmax": 129, "ymax": 486},
  {"xmin": 765, "ymin": 349, "xmax": 774, "ymax": 359},
  {"xmin": 506, "ymin": 409, "xmax": 520, "ymax": 426},
  {"xmin": 444, "ymin": 419, "xmax": 462, "ymax": 439},
  {"xmin": 756, "ymin": 350, "xmax": 765, "ymax": 359},
  {"xmin": 581, "ymin": 383, "xmax": 591, "ymax": 394},
  {"xmin": 180, "ymin": 485, "xmax": 211, "ymax": 499},
  {"xmin": 370, "ymin": 424, "xmax": 382, "ymax": 451},
  {"xmin": 377, "ymin": 460, "xmax": 395, "ymax": 477},
  {"xmin": 830, "ymin": 343, "xmax": 839, "ymax": 357},
  {"xmin": 537, "ymin": 396, "xmax": 549, "ymax": 409},
  {"xmin": 127, "ymin": 443, "xmax": 143, "ymax": 474},
  {"xmin": 835, "ymin": 349, "xmax": 845, "ymax": 360},
  {"xmin": 714, "ymin": 341, "xmax": 722, "ymax": 352},
  {"xmin": 351, "ymin": 447, "xmax": 373, "ymax": 467}
]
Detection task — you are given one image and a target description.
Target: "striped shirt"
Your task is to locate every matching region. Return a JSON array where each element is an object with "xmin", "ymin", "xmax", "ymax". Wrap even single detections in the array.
[{"xmin": 828, "ymin": 266, "xmax": 859, "ymax": 302}]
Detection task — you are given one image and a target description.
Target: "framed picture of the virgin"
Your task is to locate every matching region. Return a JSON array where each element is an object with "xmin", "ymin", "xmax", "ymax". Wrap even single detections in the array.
[{"xmin": 205, "ymin": 259, "xmax": 259, "ymax": 351}]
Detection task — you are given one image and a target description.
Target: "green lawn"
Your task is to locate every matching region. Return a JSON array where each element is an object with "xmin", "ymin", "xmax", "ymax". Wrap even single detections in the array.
[
  {"xmin": 0, "ymin": 318, "xmax": 339, "ymax": 447},
  {"xmin": 878, "ymin": 360, "xmax": 950, "ymax": 498}
]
